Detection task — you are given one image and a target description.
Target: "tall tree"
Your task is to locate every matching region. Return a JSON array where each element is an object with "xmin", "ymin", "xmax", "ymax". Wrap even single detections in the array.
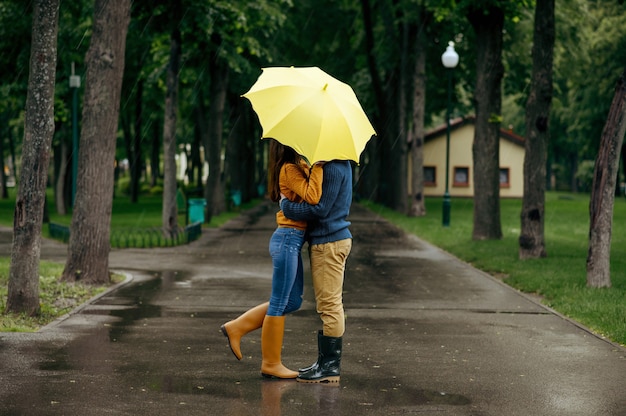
[
  {"xmin": 467, "ymin": 4, "xmax": 504, "ymax": 240},
  {"xmin": 519, "ymin": 0, "xmax": 555, "ymax": 259},
  {"xmin": 120, "ymin": 78, "xmax": 144, "ymax": 203},
  {"xmin": 0, "ymin": 124, "xmax": 7, "ymax": 199},
  {"xmin": 224, "ymin": 95, "xmax": 254, "ymax": 204},
  {"xmin": 51, "ymin": 0, "xmax": 93, "ymax": 216},
  {"xmin": 360, "ymin": 0, "xmax": 414, "ymax": 211},
  {"xmin": 183, "ymin": 0, "xmax": 291, "ymax": 219},
  {"xmin": 546, "ymin": 0, "xmax": 626, "ymax": 192},
  {"xmin": 358, "ymin": 0, "xmax": 468, "ymax": 212},
  {"xmin": 53, "ymin": 130, "xmax": 70, "ymax": 214},
  {"xmin": 203, "ymin": 47, "xmax": 229, "ymax": 223},
  {"xmin": 586, "ymin": 67, "xmax": 626, "ymax": 288},
  {"xmin": 150, "ymin": 123, "xmax": 161, "ymax": 187},
  {"xmin": 62, "ymin": 0, "xmax": 131, "ymax": 284},
  {"xmin": 408, "ymin": 6, "xmax": 429, "ymax": 217},
  {"xmin": 6, "ymin": 0, "xmax": 60, "ymax": 315},
  {"xmin": 0, "ymin": 0, "xmax": 32, "ymax": 199},
  {"xmin": 162, "ymin": 0, "xmax": 182, "ymax": 236}
]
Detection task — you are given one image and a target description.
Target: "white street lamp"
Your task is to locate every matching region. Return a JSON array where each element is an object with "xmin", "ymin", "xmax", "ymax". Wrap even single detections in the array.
[
  {"xmin": 441, "ymin": 41, "xmax": 459, "ymax": 227},
  {"xmin": 441, "ymin": 41, "xmax": 460, "ymax": 69}
]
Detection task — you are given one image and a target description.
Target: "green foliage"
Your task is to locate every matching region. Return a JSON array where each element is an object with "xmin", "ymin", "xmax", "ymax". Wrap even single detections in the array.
[
  {"xmin": 117, "ymin": 176, "xmax": 131, "ymax": 195},
  {"xmin": 575, "ymin": 160, "xmax": 595, "ymax": 192},
  {"xmin": 362, "ymin": 192, "xmax": 626, "ymax": 346},
  {"xmin": 3, "ymin": 0, "xmax": 623, "ymax": 214},
  {"xmin": 147, "ymin": 185, "xmax": 163, "ymax": 195},
  {"xmin": 115, "ymin": 176, "xmax": 163, "ymax": 197},
  {"xmin": 488, "ymin": 113, "xmax": 503, "ymax": 123},
  {"xmin": 454, "ymin": 0, "xmax": 533, "ymax": 18},
  {"xmin": 178, "ymin": 0, "xmax": 293, "ymax": 73},
  {"xmin": 547, "ymin": 0, "xmax": 626, "ymax": 187}
]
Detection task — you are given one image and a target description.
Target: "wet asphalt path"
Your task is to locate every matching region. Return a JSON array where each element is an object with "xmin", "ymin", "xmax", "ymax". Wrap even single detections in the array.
[{"xmin": 1, "ymin": 202, "xmax": 625, "ymax": 415}]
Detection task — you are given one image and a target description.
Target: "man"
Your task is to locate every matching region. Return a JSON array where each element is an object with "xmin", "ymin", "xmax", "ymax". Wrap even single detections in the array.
[{"xmin": 280, "ymin": 159, "xmax": 353, "ymax": 383}]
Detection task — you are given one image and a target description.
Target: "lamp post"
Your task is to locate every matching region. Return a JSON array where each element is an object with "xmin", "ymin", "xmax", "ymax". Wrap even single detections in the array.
[
  {"xmin": 69, "ymin": 62, "xmax": 81, "ymax": 207},
  {"xmin": 441, "ymin": 41, "xmax": 459, "ymax": 227}
]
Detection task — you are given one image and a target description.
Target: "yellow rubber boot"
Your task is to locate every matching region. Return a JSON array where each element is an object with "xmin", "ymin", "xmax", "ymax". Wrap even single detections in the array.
[
  {"xmin": 260, "ymin": 315, "xmax": 298, "ymax": 379},
  {"xmin": 221, "ymin": 302, "xmax": 269, "ymax": 360}
]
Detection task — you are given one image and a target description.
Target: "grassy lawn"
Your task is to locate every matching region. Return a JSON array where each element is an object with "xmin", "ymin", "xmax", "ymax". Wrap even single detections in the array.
[
  {"xmin": 0, "ymin": 189, "xmax": 260, "ymax": 331},
  {"xmin": 44, "ymin": 193, "xmax": 254, "ymax": 230},
  {"xmin": 0, "ymin": 258, "xmax": 123, "ymax": 332},
  {"xmin": 361, "ymin": 192, "xmax": 626, "ymax": 347}
]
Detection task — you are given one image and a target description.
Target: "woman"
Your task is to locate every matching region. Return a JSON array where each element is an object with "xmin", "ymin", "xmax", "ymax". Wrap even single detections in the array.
[{"xmin": 221, "ymin": 139, "xmax": 323, "ymax": 379}]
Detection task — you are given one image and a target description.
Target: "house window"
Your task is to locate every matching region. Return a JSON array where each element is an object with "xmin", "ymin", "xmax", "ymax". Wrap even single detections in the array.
[
  {"xmin": 453, "ymin": 167, "xmax": 469, "ymax": 187},
  {"xmin": 424, "ymin": 166, "xmax": 436, "ymax": 186},
  {"xmin": 500, "ymin": 168, "xmax": 510, "ymax": 188}
]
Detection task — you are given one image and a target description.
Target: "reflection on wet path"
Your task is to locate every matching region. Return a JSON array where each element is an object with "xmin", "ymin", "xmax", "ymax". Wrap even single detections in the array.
[
  {"xmin": 2, "ymin": 203, "xmax": 624, "ymax": 415},
  {"xmin": 0, "ymin": 268, "xmax": 473, "ymax": 415}
]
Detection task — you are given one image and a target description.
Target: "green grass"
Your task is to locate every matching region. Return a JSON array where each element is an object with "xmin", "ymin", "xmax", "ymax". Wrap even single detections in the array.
[
  {"xmin": 361, "ymin": 192, "xmax": 626, "ymax": 347},
  {"xmin": 0, "ymin": 188, "xmax": 261, "ymax": 331},
  {"xmin": 44, "ymin": 193, "xmax": 258, "ymax": 230},
  {"xmin": 0, "ymin": 258, "xmax": 122, "ymax": 332},
  {"xmin": 0, "ymin": 188, "xmax": 261, "ymax": 233}
]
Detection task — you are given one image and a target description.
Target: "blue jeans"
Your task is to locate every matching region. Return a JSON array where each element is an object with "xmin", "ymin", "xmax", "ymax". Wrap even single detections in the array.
[{"xmin": 267, "ymin": 227, "xmax": 305, "ymax": 316}]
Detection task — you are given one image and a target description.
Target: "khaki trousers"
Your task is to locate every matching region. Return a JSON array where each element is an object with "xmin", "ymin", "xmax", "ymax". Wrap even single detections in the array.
[{"xmin": 309, "ymin": 238, "xmax": 352, "ymax": 337}]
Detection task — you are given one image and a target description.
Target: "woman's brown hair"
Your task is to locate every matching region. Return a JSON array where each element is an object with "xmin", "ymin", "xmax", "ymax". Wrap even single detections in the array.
[{"xmin": 267, "ymin": 139, "xmax": 301, "ymax": 202}]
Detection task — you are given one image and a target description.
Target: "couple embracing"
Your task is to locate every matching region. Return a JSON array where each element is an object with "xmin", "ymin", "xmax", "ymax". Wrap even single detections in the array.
[{"xmin": 221, "ymin": 138, "xmax": 352, "ymax": 384}]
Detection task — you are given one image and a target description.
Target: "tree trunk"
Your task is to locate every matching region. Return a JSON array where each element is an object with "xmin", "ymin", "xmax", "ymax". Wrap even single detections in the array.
[
  {"xmin": 203, "ymin": 54, "xmax": 229, "ymax": 222},
  {"xmin": 379, "ymin": 77, "xmax": 403, "ymax": 209},
  {"xmin": 252, "ymin": 108, "xmax": 267, "ymax": 197},
  {"xmin": 122, "ymin": 113, "xmax": 133, "ymax": 192},
  {"xmin": 225, "ymin": 96, "xmax": 253, "ymax": 204},
  {"xmin": 129, "ymin": 79, "xmax": 143, "ymax": 203},
  {"xmin": 236, "ymin": 105, "xmax": 257, "ymax": 201},
  {"xmin": 62, "ymin": 0, "xmax": 130, "ymax": 284},
  {"xmin": 468, "ymin": 5, "xmax": 504, "ymax": 240},
  {"xmin": 195, "ymin": 97, "xmax": 209, "ymax": 196},
  {"xmin": 586, "ymin": 67, "xmax": 626, "ymax": 288},
  {"xmin": 359, "ymin": 0, "xmax": 385, "ymax": 203},
  {"xmin": 6, "ymin": 0, "xmax": 59, "ymax": 315},
  {"xmin": 162, "ymin": 0, "xmax": 182, "ymax": 237},
  {"xmin": 191, "ymin": 123, "xmax": 202, "ymax": 191},
  {"xmin": 150, "ymin": 122, "xmax": 160, "ymax": 187},
  {"xmin": 620, "ymin": 143, "xmax": 626, "ymax": 196},
  {"xmin": 8, "ymin": 126, "xmax": 17, "ymax": 183},
  {"xmin": 519, "ymin": 0, "xmax": 555, "ymax": 259},
  {"xmin": 0, "ymin": 123, "xmax": 7, "ymax": 199},
  {"xmin": 393, "ymin": 21, "xmax": 409, "ymax": 214},
  {"xmin": 54, "ymin": 137, "xmax": 69, "ymax": 216},
  {"xmin": 408, "ymin": 12, "xmax": 427, "ymax": 217}
]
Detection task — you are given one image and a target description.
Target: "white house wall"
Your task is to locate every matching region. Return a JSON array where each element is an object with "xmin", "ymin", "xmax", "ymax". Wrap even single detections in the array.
[{"xmin": 421, "ymin": 124, "xmax": 525, "ymax": 198}]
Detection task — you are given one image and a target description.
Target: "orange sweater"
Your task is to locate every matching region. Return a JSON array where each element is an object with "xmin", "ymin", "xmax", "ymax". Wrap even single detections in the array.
[{"xmin": 276, "ymin": 161, "xmax": 323, "ymax": 230}]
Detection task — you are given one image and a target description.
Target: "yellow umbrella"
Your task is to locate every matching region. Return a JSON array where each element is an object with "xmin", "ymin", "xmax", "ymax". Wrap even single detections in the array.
[{"xmin": 242, "ymin": 66, "xmax": 376, "ymax": 164}]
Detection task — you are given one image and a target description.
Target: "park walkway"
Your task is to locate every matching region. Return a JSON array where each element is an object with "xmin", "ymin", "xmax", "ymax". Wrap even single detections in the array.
[{"xmin": 1, "ymin": 201, "xmax": 625, "ymax": 415}]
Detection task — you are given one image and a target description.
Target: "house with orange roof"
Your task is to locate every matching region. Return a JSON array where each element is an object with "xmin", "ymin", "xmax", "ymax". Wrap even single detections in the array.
[{"xmin": 421, "ymin": 116, "xmax": 526, "ymax": 198}]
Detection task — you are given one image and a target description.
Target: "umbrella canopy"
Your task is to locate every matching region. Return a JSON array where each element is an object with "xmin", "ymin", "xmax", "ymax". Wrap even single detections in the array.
[{"xmin": 242, "ymin": 66, "xmax": 376, "ymax": 164}]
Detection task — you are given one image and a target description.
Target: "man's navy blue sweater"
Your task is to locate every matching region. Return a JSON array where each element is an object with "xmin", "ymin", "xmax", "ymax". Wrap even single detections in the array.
[{"xmin": 280, "ymin": 160, "xmax": 352, "ymax": 245}]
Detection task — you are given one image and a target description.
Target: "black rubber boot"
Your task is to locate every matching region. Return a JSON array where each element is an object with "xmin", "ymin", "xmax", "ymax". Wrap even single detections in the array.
[
  {"xmin": 299, "ymin": 330, "xmax": 323, "ymax": 374},
  {"xmin": 297, "ymin": 331, "xmax": 342, "ymax": 384}
]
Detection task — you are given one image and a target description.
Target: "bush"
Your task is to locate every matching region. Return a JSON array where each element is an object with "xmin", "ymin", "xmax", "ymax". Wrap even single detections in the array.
[
  {"xmin": 116, "ymin": 176, "xmax": 163, "ymax": 196},
  {"xmin": 117, "ymin": 176, "xmax": 131, "ymax": 195},
  {"xmin": 148, "ymin": 185, "xmax": 163, "ymax": 195},
  {"xmin": 575, "ymin": 160, "xmax": 595, "ymax": 192}
]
